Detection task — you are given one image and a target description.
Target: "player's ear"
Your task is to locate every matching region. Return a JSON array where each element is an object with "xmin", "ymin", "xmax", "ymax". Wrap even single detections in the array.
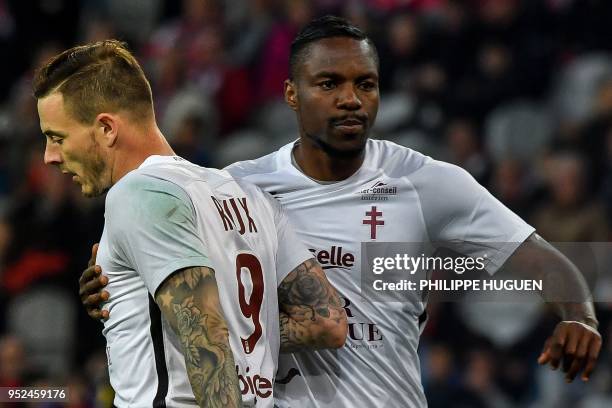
[
  {"xmin": 284, "ymin": 79, "xmax": 298, "ymax": 111},
  {"xmin": 95, "ymin": 113, "xmax": 118, "ymax": 147}
]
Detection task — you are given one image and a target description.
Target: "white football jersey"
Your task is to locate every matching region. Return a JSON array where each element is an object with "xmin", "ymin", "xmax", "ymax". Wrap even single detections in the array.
[
  {"xmin": 96, "ymin": 155, "xmax": 312, "ymax": 407},
  {"xmin": 226, "ymin": 139, "xmax": 535, "ymax": 408}
]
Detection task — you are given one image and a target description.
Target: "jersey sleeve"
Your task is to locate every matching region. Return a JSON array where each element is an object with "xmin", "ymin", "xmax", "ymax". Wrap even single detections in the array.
[
  {"xmin": 106, "ymin": 173, "xmax": 213, "ymax": 295},
  {"xmin": 412, "ymin": 161, "xmax": 535, "ymax": 274},
  {"xmin": 261, "ymin": 191, "xmax": 314, "ymax": 284}
]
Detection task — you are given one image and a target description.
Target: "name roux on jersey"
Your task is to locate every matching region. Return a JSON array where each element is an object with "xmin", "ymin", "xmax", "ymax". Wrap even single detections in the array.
[{"xmin": 211, "ymin": 196, "xmax": 258, "ymax": 234}]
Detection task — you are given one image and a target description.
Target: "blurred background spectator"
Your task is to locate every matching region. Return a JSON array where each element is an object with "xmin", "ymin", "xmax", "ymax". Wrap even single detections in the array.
[{"xmin": 0, "ymin": 1, "xmax": 610, "ymax": 407}]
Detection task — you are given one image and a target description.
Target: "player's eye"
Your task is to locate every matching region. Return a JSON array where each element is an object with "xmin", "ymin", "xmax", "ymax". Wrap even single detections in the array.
[
  {"xmin": 47, "ymin": 135, "xmax": 63, "ymax": 145},
  {"xmin": 358, "ymin": 81, "xmax": 377, "ymax": 91},
  {"xmin": 319, "ymin": 80, "xmax": 336, "ymax": 90}
]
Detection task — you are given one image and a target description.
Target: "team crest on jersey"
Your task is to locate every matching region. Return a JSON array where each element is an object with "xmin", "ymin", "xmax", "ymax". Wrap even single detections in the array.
[{"xmin": 356, "ymin": 180, "xmax": 397, "ymax": 201}]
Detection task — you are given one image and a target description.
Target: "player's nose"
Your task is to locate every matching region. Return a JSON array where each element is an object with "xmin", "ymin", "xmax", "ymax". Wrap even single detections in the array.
[
  {"xmin": 44, "ymin": 144, "xmax": 63, "ymax": 166},
  {"xmin": 336, "ymin": 85, "xmax": 362, "ymax": 110}
]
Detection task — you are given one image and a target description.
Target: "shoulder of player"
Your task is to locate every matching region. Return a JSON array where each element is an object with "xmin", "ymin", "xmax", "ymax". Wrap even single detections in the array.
[
  {"xmin": 106, "ymin": 171, "xmax": 191, "ymax": 211},
  {"xmin": 367, "ymin": 139, "xmax": 433, "ymax": 176},
  {"xmin": 365, "ymin": 138, "xmax": 467, "ymax": 178},
  {"xmin": 407, "ymin": 158, "xmax": 483, "ymax": 196},
  {"xmin": 415, "ymin": 159, "xmax": 473, "ymax": 179},
  {"xmin": 224, "ymin": 147, "xmax": 283, "ymax": 180}
]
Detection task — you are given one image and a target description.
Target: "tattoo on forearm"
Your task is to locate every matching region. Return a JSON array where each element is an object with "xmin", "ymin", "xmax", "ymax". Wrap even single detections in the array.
[
  {"xmin": 156, "ymin": 266, "xmax": 241, "ymax": 408},
  {"xmin": 278, "ymin": 259, "xmax": 346, "ymax": 352}
]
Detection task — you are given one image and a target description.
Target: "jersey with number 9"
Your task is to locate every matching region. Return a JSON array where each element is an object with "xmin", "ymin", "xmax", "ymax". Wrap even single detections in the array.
[{"xmin": 96, "ymin": 156, "xmax": 312, "ymax": 407}]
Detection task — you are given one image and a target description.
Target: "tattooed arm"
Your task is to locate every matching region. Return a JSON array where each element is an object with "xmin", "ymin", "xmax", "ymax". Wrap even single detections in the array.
[
  {"xmin": 156, "ymin": 266, "xmax": 241, "ymax": 408},
  {"xmin": 278, "ymin": 258, "xmax": 348, "ymax": 353}
]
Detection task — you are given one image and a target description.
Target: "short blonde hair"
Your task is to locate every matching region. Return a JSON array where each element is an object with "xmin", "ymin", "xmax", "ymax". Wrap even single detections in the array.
[{"xmin": 33, "ymin": 40, "xmax": 154, "ymax": 124}]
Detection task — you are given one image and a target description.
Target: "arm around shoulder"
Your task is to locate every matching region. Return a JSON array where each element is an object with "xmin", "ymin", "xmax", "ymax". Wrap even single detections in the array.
[{"xmin": 278, "ymin": 259, "xmax": 348, "ymax": 352}]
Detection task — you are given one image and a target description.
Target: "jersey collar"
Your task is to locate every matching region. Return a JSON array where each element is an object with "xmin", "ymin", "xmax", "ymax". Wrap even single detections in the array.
[
  {"xmin": 139, "ymin": 155, "xmax": 185, "ymax": 169},
  {"xmin": 280, "ymin": 139, "xmax": 374, "ymax": 187}
]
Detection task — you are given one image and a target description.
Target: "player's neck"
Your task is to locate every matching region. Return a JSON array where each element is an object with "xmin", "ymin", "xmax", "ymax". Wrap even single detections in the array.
[
  {"xmin": 112, "ymin": 125, "xmax": 175, "ymax": 184},
  {"xmin": 293, "ymin": 140, "xmax": 365, "ymax": 182}
]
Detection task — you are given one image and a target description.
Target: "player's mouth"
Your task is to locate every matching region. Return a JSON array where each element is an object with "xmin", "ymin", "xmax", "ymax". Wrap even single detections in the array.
[
  {"xmin": 62, "ymin": 169, "xmax": 80, "ymax": 183},
  {"xmin": 332, "ymin": 117, "xmax": 366, "ymax": 133}
]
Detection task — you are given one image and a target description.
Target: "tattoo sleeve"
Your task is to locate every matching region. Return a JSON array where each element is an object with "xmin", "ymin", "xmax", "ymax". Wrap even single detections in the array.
[
  {"xmin": 156, "ymin": 266, "xmax": 241, "ymax": 408},
  {"xmin": 278, "ymin": 258, "xmax": 347, "ymax": 352}
]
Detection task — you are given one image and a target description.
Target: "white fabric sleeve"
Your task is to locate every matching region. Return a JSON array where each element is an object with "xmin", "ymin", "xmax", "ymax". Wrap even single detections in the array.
[
  {"xmin": 106, "ymin": 173, "xmax": 213, "ymax": 295},
  {"xmin": 411, "ymin": 161, "xmax": 535, "ymax": 274},
  {"xmin": 261, "ymin": 191, "xmax": 314, "ymax": 284}
]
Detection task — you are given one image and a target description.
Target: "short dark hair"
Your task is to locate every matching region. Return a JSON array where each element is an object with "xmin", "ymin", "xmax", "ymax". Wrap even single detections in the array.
[
  {"xmin": 33, "ymin": 39, "xmax": 154, "ymax": 124},
  {"xmin": 289, "ymin": 15, "xmax": 379, "ymax": 81}
]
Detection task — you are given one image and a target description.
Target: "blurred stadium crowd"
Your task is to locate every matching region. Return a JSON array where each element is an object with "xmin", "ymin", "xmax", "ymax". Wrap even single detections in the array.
[{"xmin": 0, "ymin": 0, "xmax": 611, "ymax": 407}]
